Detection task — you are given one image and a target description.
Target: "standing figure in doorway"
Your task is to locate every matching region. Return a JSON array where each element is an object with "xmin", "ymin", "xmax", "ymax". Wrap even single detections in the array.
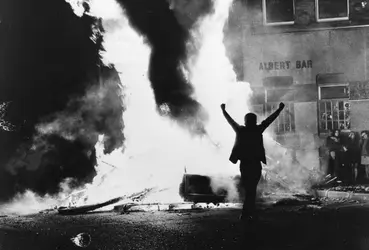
[
  {"xmin": 221, "ymin": 102, "xmax": 285, "ymax": 223},
  {"xmin": 360, "ymin": 131, "xmax": 369, "ymax": 180},
  {"xmin": 326, "ymin": 129, "xmax": 343, "ymax": 180},
  {"xmin": 344, "ymin": 131, "xmax": 361, "ymax": 183}
]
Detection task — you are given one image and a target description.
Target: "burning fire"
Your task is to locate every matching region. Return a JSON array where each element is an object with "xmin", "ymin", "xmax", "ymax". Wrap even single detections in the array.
[
  {"xmin": 57, "ymin": 0, "xmax": 247, "ymax": 207},
  {"xmin": 0, "ymin": 0, "xmax": 318, "ymax": 215},
  {"xmin": 58, "ymin": 0, "xmax": 249, "ymax": 207}
]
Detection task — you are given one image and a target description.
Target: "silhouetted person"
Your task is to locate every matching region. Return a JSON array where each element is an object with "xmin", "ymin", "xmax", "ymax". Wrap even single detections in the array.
[
  {"xmin": 221, "ymin": 102, "xmax": 285, "ymax": 223},
  {"xmin": 360, "ymin": 131, "xmax": 369, "ymax": 180},
  {"xmin": 326, "ymin": 129, "xmax": 343, "ymax": 180},
  {"xmin": 343, "ymin": 131, "xmax": 360, "ymax": 183}
]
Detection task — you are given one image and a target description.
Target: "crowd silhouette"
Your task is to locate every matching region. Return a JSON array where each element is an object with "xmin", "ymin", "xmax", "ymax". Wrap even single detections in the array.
[{"xmin": 326, "ymin": 129, "xmax": 369, "ymax": 183}]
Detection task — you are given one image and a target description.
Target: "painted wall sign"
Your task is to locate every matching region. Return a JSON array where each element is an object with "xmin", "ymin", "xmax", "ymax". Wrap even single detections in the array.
[{"xmin": 259, "ymin": 60, "xmax": 313, "ymax": 71}]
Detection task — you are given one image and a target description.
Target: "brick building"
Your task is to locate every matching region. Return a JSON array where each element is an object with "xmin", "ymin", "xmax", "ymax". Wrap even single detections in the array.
[{"xmin": 226, "ymin": 0, "xmax": 369, "ymax": 170}]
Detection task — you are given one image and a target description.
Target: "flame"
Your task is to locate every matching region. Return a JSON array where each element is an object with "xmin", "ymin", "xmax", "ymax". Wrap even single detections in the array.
[
  {"xmin": 0, "ymin": 0, "xmax": 324, "ymax": 216},
  {"xmin": 0, "ymin": 0, "xmax": 320, "ymax": 216},
  {"xmin": 62, "ymin": 0, "xmax": 250, "ymax": 206},
  {"xmin": 0, "ymin": 0, "xmax": 256, "ymax": 214},
  {"xmin": 188, "ymin": 0, "xmax": 252, "ymax": 155}
]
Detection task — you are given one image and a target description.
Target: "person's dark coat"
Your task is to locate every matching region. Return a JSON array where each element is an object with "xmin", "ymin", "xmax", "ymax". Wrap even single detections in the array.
[
  {"xmin": 347, "ymin": 136, "xmax": 361, "ymax": 164},
  {"xmin": 326, "ymin": 132, "xmax": 341, "ymax": 153},
  {"xmin": 222, "ymin": 107, "xmax": 284, "ymax": 165},
  {"xmin": 360, "ymin": 136, "xmax": 369, "ymax": 156}
]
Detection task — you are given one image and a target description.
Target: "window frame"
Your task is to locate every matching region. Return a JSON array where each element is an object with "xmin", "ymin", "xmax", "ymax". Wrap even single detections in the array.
[
  {"xmin": 262, "ymin": 0, "xmax": 296, "ymax": 26},
  {"xmin": 317, "ymin": 83, "xmax": 350, "ymax": 134},
  {"xmin": 315, "ymin": 0, "xmax": 350, "ymax": 23},
  {"xmin": 318, "ymin": 83, "xmax": 349, "ymax": 100}
]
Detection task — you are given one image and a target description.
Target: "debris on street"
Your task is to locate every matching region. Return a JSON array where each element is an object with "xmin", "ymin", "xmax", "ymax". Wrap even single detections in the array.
[
  {"xmin": 325, "ymin": 176, "xmax": 338, "ymax": 185},
  {"xmin": 298, "ymin": 204, "xmax": 323, "ymax": 211},
  {"xmin": 314, "ymin": 183, "xmax": 369, "ymax": 196},
  {"xmin": 58, "ymin": 196, "xmax": 124, "ymax": 215},
  {"xmin": 273, "ymin": 198, "xmax": 304, "ymax": 207},
  {"xmin": 39, "ymin": 208, "xmax": 57, "ymax": 214},
  {"xmin": 58, "ymin": 188, "xmax": 156, "ymax": 215},
  {"xmin": 71, "ymin": 233, "xmax": 91, "ymax": 248}
]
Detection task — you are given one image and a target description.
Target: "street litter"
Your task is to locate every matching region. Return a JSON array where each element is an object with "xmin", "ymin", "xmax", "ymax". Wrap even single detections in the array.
[
  {"xmin": 58, "ymin": 188, "xmax": 156, "ymax": 215},
  {"xmin": 299, "ymin": 204, "xmax": 323, "ymax": 211},
  {"xmin": 71, "ymin": 233, "xmax": 91, "ymax": 248},
  {"xmin": 273, "ymin": 198, "xmax": 303, "ymax": 207}
]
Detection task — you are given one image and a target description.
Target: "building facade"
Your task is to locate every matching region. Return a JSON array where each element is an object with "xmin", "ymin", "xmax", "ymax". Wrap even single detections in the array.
[{"xmin": 227, "ymin": 0, "xmax": 369, "ymax": 170}]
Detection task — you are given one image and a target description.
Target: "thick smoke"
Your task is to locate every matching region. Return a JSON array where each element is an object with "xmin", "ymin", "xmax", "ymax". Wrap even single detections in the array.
[
  {"xmin": 223, "ymin": 0, "xmax": 245, "ymax": 81},
  {"xmin": 0, "ymin": 0, "xmax": 223, "ymax": 207},
  {"xmin": 0, "ymin": 0, "xmax": 320, "ymax": 212},
  {"xmin": 35, "ymin": 67, "xmax": 125, "ymax": 155},
  {"xmin": 220, "ymin": 0, "xmax": 323, "ymax": 195},
  {"xmin": 168, "ymin": 0, "xmax": 213, "ymax": 28},
  {"xmin": 0, "ymin": 0, "xmax": 124, "ymax": 202},
  {"xmin": 113, "ymin": 0, "xmax": 213, "ymax": 134}
]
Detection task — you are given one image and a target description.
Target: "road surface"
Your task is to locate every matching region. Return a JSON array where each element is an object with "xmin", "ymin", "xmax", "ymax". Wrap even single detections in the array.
[{"xmin": 0, "ymin": 199, "xmax": 368, "ymax": 250}]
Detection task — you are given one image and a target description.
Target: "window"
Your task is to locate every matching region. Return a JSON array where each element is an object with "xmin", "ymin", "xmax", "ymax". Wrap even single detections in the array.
[
  {"xmin": 262, "ymin": 0, "xmax": 295, "ymax": 26},
  {"xmin": 265, "ymin": 103, "xmax": 295, "ymax": 134},
  {"xmin": 319, "ymin": 100, "xmax": 350, "ymax": 132},
  {"xmin": 316, "ymin": 0, "xmax": 349, "ymax": 22},
  {"xmin": 318, "ymin": 85, "xmax": 350, "ymax": 133},
  {"xmin": 319, "ymin": 85, "xmax": 349, "ymax": 99}
]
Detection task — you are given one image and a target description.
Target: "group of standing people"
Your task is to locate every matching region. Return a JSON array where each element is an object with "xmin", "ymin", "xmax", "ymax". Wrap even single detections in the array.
[
  {"xmin": 326, "ymin": 129, "xmax": 369, "ymax": 183},
  {"xmin": 219, "ymin": 98, "xmax": 369, "ymax": 239}
]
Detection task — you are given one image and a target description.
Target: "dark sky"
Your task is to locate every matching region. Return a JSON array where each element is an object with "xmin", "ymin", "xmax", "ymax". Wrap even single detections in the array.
[{"xmin": 0, "ymin": 0, "xmax": 216, "ymax": 202}]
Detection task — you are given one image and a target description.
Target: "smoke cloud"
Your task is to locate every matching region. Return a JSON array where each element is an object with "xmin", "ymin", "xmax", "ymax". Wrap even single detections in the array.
[
  {"xmin": 223, "ymin": 0, "xmax": 245, "ymax": 81},
  {"xmin": 0, "ymin": 0, "xmax": 124, "ymax": 202},
  {"xmin": 0, "ymin": 0, "xmax": 324, "ymax": 212},
  {"xmin": 0, "ymin": 0, "xmax": 223, "ymax": 207},
  {"xmin": 219, "ymin": 0, "xmax": 324, "ymax": 196},
  {"xmin": 113, "ymin": 0, "xmax": 214, "ymax": 134}
]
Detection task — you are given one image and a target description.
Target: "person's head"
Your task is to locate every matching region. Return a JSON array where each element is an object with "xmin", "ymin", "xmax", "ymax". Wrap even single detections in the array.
[
  {"xmin": 331, "ymin": 129, "xmax": 340, "ymax": 137},
  {"xmin": 362, "ymin": 131, "xmax": 368, "ymax": 140},
  {"xmin": 349, "ymin": 131, "xmax": 355, "ymax": 139},
  {"xmin": 244, "ymin": 113, "xmax": 257, "ymax": 126}
]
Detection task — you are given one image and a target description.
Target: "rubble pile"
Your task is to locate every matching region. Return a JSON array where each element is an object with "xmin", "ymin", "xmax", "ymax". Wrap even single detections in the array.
[
  {"xmin": 316, "ymin": 185, "xmax": 369, "ymax": 193},
  {"xmin": 259, "ymin": 162, "xmax": 320, "ymax": 197},
  {"xmin": 56, "ymin": 187, "xmax": 158, "ymax": 215}
]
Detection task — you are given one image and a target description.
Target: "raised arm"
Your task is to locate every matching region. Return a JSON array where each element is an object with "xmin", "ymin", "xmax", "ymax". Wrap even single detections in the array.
[
  {"xmin": 260, "ymin": 102, "xmax": 285, "ymax": 133},
  {"xmin": 221, "ymin": 104, "xmax": 240, "ymax": 132}
]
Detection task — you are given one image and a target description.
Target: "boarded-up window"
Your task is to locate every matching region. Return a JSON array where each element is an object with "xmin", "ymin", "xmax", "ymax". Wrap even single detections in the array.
[
  {"xmin": 263, "ymin": 0, "xmax": 295, "ymax": 25},
  {"xmin": 320, "ymin": 86, "xmax": 349, "ymax": 99},
  {"xmin": 316, "ymin": 0, "xmax": 349, "ymax": 21}
]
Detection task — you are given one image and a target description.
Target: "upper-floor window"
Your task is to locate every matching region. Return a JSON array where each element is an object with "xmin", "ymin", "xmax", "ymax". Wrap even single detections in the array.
[
  {"xmin": 316, "ymin": 0, "xmax": 349, "ymax": 22},
  {"xmin": 262, "ymin": 0, "xmax": 295, "ymax": 26}
]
